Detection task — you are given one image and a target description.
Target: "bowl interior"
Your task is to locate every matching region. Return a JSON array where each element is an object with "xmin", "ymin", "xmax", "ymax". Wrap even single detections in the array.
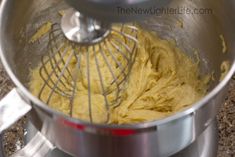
[{"xmin": 1, "ymin": 0, "xmax": 235, "ymax": 119}]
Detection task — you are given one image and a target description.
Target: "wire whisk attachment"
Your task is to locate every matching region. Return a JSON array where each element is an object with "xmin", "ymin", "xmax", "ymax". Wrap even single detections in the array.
[{"xmin": 37, "ymin": 21, "xmax": 138, "ymax": 123}]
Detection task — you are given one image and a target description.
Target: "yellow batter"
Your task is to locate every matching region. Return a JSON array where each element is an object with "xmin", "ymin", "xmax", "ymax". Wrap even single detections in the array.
[{"xmin": 29, "ymin": 25, "xmax": 209, "ymax": 124}]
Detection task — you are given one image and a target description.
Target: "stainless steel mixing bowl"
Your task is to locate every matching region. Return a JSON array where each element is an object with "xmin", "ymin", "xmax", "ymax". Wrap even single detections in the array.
[{"xmin": 0, "ymin": 0, "xmax": 235, "ymax": 156}]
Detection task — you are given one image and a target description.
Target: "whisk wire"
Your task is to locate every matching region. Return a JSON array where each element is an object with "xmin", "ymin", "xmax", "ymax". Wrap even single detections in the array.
[
  {"xmin": 46, "ymin": 50, "xmax": 75, "ymax": 104},
  {"xmin": 94, "ymin": 45, "xmax": 110, "ymax": 122},
  {"xmin": 86, "ymin": 47, "xmax": 93, "ymax": 122},
  {"xmin": 39, "ymin": 46, "xmax": 70, "ymax": 98},
  {"xmin": 98, "ymin": 43, "xmax": 121, "ymax": 97},
  {"xmin": 39, "ymin": 41, "xmax": 72, "ymax": 98}
]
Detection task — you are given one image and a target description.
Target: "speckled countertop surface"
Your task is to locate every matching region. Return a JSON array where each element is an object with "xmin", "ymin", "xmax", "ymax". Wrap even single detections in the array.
[
  {"xmin": 0, "ymin": 61, "xmax": 235, "ymax": 157},
  {"xmin": 217, "ymin": 79, "xmax": 235, "ymax": 157}
]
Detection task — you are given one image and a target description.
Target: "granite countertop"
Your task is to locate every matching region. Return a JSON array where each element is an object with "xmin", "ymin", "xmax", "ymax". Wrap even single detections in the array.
[
  {"xmin": 0, "ymin": 62, "xmax": 235, "ymax": 157},
  {"xmin": 217, "ymin": 79, "xmax": 235, "ymax": 157}
]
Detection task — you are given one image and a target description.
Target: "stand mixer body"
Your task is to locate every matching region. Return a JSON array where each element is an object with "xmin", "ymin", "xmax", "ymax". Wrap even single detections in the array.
[
  {"xmin": 0, "ymin": 0, "xmax": 235, "ymax": 156},
  {"xmin": 64, "ymin": 0, "xmax": 172, "ymax": 22}
]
